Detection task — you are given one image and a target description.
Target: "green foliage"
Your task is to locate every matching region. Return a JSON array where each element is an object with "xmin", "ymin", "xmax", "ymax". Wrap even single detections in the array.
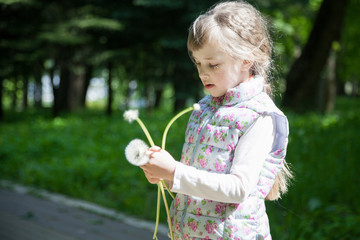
[
  {"xmin": 267, "ymin": 97, "xmax": 360, "ymax": 239},
  {"xmin": 0, "ymin": 0, "xmax": 32, "ymax": 5},
  {"xmin": 338, "ymin": 0, "xmax": 360, "ymax": 83}
]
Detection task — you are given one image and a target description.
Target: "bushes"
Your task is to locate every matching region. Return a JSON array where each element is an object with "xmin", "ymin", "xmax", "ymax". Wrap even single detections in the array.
[{"xmin": 267, "ymin": 97, "xmax": 360, "ymax": 239}]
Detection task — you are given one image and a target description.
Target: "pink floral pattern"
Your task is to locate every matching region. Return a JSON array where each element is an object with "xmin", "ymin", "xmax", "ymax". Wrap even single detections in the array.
[
  {"xmin": 188, "ymin": 218, "xmax": 199, "ymax": 232},
  {"xmin": 205, "ymin": 220, "xmax": 218, "ymax": 234}
]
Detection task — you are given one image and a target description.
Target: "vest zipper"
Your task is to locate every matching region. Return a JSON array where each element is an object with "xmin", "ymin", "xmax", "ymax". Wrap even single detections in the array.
[{"xmin": 180, "ymin": 108, "xmax": 217, "ymax": 238}]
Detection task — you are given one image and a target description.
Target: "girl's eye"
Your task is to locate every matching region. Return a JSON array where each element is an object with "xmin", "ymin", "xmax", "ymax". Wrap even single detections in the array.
[{"xmin": 209, "ymin": 64, "xmax": 219, "ymax": 69}]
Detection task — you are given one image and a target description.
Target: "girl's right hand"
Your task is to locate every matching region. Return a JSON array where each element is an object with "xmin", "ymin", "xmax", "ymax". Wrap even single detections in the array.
[{"xmin": 140, "ymin": 146, "xmax": 176, "ymax": 184}]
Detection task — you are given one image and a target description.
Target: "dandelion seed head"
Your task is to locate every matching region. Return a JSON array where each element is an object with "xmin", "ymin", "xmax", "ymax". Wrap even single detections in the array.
[
  {"xmin": 193, "ymin": 103, "xmax": 201, "ymax": 111},
  {"xmin": 125, "ymin": 139, "xmax": 150, "ymax": 166},
  {"xmin": 123, "ymin": 109, "xmax": 139, "ymax": 123}
]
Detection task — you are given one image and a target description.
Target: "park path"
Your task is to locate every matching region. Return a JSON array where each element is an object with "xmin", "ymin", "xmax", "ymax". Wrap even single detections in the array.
[{"xmin": 0, "ymin": 181, "xmax": 168, "ymax": 240}]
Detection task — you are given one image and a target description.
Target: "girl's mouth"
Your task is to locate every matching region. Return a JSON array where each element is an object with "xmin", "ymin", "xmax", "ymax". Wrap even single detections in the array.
[{"xmin": 205, "ymin": 84, "xmax": 215, "ymax": 90}]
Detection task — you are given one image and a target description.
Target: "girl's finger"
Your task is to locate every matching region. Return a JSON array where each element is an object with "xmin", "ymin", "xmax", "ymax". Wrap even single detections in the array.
[
  {"xmin": 145, "ymin": 150, "xmax": 153, "ymax": 156},
  {"xmin": 149, "ymin": 178, "xmax": 161, "ymax": 184},
  {"xmin": 149, "ymin": 146, "xmax": 161, "ymax": 152},
  {"xmin": 140, "ymin": 162, "xmax": 150, "ymax": 169},
  {"xmin": 141, "ymin": 165, "xmax": 150, "ymax": 174}
]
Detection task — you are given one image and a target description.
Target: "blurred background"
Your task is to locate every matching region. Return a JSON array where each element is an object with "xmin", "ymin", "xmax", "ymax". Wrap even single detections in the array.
[{"xmin": 0, "ymin": 0, "xmax": 359, "ymax": 239}]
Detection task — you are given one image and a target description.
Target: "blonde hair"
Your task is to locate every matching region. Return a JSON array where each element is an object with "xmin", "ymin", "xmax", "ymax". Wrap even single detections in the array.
[
  {"xmin": 266, "ymin": 161, "xmax": 293, "ymax": 201},
  {"xmin": 188, "ymin": 0, "xmax": 293, "ymax": 200},
  {"xmin": 188, "ymin": 0, "xmax": 273, "ymax": 94}
]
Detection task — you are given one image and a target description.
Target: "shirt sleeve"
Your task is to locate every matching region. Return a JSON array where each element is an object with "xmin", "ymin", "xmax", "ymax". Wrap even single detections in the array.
[{"xmin": 170, "ymin": 115, "xmax": 274, "ymax": 203}]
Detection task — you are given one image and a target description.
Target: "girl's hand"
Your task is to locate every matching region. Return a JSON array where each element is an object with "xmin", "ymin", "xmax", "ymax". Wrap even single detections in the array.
[{"xmin": 140, "ymin": 146, "xmax": 176, "ymax": 184}]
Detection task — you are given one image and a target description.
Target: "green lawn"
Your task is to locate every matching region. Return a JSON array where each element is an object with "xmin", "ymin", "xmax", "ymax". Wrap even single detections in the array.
[{"xmin": 1, "ymin": 97, "xmax": 359, "ymax": 239}]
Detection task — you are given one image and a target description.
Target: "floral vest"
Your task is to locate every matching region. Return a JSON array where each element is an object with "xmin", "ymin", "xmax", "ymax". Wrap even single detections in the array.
[{"xmin": 169, "ymin": 76, "xmax": 289, "ymax": 240}]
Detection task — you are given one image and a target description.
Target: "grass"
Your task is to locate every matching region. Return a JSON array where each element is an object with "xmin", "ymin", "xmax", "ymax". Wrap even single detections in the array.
[{"xmin": 1, "ymin": 97, "xmax": 360, "ymax": 239}]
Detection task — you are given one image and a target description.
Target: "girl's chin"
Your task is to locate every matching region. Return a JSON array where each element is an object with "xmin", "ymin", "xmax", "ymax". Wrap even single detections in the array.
[
  {"xmin": 208, "ymin": 91, "xmax": 225, "ymax": 98},
  {"xmin": 205, "ymin": 87, "xmax": 226, "ymax": 97}
]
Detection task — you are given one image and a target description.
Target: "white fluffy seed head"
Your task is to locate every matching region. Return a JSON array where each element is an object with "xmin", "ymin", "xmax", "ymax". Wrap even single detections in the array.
[
  {"xmin": 123, "ymin": 109, "xmax": 139, "ymax": 123},
  {"xmin": 125, "ymin": 139, "xmax": 149, "ymax": 166},
  {"xmin": 193, "ymin": 103, "xmax": 201, "ymax": 111}
]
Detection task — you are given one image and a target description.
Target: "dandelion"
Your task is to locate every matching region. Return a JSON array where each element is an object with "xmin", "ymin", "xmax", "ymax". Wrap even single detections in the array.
[
  {"xmin": 193, "ymin": 103, "xmax": 201, "ymax": 111},
  {"xmin": 123, "ymin": 109, "xmax": 155, "ymax": 147},
  {"xmin": 125, "ymin": 139, "xmax": 150, "ymax": 166},
  {"xmin": 123, "ymin": 109, "xmax": 139, "ymax": 123}
]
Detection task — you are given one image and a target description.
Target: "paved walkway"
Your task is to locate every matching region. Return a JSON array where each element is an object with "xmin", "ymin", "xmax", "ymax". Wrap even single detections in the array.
[{"xmin": 0, "ymin": 181, "xmax": 168, "ymax": 240}]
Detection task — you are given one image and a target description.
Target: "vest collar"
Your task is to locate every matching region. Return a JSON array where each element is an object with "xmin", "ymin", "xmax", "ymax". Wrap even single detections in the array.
[{"xmin": 210, "ymin": 75, "xmax": 265, "ymax": 106}]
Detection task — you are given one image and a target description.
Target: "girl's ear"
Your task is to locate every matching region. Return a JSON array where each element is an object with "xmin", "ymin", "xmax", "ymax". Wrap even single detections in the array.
[{"xmin": 241, "ymin": 60, "xmax": 253, "ymax": 71}]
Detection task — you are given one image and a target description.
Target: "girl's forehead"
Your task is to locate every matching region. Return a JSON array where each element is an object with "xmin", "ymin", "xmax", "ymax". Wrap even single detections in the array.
[{"xmin": 191, "ymin": 42, "xmax": 226, "ymax": 60}]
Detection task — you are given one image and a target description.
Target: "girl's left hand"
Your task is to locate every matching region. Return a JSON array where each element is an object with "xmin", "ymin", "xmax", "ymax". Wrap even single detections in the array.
[{"xmin": 140, "ymin": 146, "xmax": 177, "ymax": 184}]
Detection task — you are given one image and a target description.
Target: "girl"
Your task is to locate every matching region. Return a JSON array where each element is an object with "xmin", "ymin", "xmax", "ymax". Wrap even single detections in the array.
[{"xmin": 141, "ymin": 1, "xmax": 292, "ymax": 239}]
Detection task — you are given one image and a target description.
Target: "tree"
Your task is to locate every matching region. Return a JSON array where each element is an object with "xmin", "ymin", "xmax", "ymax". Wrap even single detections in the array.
[
  {"xmin": 35, "ymin": 0, "xmax": 125, "ymax": 116},
  {"xmin": 283, "ymin": 0, "xmax": 348, "ymax": 112}
]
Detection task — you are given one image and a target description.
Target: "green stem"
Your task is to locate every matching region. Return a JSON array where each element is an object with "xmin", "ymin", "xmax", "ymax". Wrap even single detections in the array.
[
  {"xmin": 133, "ymin": 118, "xmax": 163, "ymax": 239},
  {"xmin": 131, "ymin": 110, "xmax": 194, "ymax": 240},
  {"xmin": 153, "ymin": 183, "xmax": 161, "ymax": 240},
  {"xmin": 161, "ymin": 106, "xmax": 194, "ymax": 149},
  {"xmin": 136, "ymin": 118, "xmax": 155, "ymax": 147},
  {"xmin": 159, "ymin": 181, "xmax": 174, "ymax": 240},
  {"xmin": 161, "ymin": 180, "xmax": 175, "ymax": 199},
  {"xmin": 160, "ymin": 106, "xmax": 194, "ymax": 199}
]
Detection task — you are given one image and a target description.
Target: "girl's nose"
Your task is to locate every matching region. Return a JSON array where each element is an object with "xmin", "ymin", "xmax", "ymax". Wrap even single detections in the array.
[{"xmin": 198, "ymin": 68, "xmax": 209, "ymax": 81}]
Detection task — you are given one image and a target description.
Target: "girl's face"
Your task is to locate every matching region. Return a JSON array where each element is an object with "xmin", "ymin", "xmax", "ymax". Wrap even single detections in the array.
[{"xmin": 191, "ymin": 42, "xmax": 251, "ymax": 97}]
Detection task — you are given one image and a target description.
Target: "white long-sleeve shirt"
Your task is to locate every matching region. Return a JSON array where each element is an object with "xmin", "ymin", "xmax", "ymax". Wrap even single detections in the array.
[{"xmin": 170, "ymin": 115, "xmax": 274, "ymax": 203}]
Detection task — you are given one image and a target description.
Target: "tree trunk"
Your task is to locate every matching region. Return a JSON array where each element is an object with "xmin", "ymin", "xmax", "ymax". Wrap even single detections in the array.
[
  {"xmin": 317, "ymin": 49, "xmax": 337, "ymax": 113},
  {"xmin": 283, "ymin": 0, "xmax": 347, "ymax": 112},
  {"xmin": 11, "ymin": 76, "xmax": 18, "ymax": 110},
  {"xmin": 106, "ymin": 62, "xmax": 113, "ymax": 116},
  {"xmin": 81, "ymin": 64, "xmax": 93, "ymax": 107},
  {"xmin": 50, "ymin": 65, "xmax": 59, "ymax": 117},
  {"xmin": 53, "ymin": 63, "xmax": 70, "ymax": 117},
  {"xmin": 59, "ymin": 65, "xmax": 71, "ymax": 111},
  {"xmin": 34, "ymin": 71, "xmax": 42, "ymax": 109},
  {"xmin": 154, "ymin": 88, "xmax": 163, "ymax": 109},
  {"xmin": 0, "ymin": 78, "xmax": 3, "ymax": 121},
  {"xmin": 22, "ymin": 73, "xmax": 29, "ymax": 110},
  {"xmin": 324, "ymin": 50, "xmax": 337, "ymax": 113},
  {"xmin": 68, "ymin": 64, "xmax": 85, "ymax": 111}
]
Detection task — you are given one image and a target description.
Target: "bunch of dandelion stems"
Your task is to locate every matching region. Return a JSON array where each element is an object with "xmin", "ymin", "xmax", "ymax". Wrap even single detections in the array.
[{"xmin": 135, "ymin": 106, "xmax": 195, "ymax": 240}]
